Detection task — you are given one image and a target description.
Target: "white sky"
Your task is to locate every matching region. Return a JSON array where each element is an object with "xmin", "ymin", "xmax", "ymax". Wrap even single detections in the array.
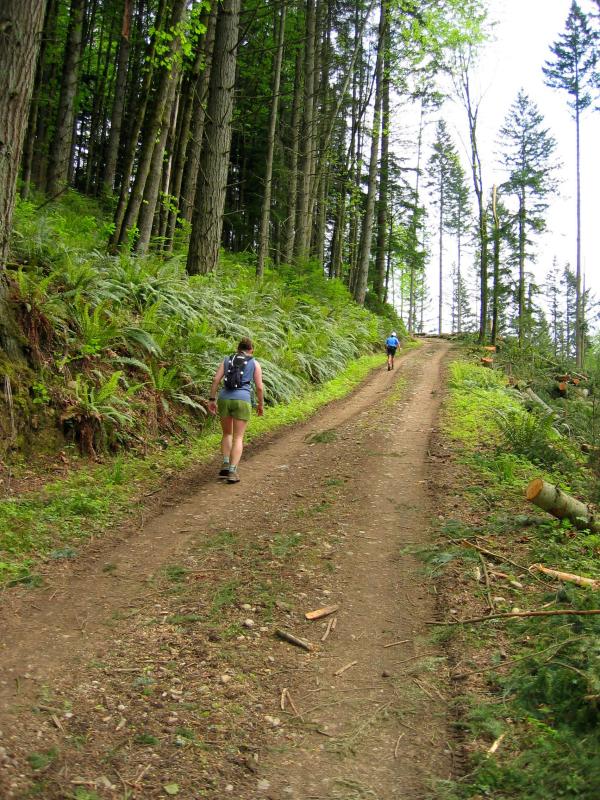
[{"xmin": 421, "ymin": 0, "xmax": 600, "ymax": 332}]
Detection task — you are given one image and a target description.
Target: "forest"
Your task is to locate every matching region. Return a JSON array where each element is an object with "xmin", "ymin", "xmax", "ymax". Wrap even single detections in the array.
[
  {"xmin": 1, "ymin": 0, "xmax": 599, "ymax": 448},
  {"xmin": 1, "ymin": 0, "xmax": 600, "ymax": 798}
]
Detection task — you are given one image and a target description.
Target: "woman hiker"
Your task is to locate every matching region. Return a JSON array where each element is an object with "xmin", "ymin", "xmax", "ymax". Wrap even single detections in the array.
[{"xmin": 207, "ymin": 337, "xmax": 264, "ymax": 483}]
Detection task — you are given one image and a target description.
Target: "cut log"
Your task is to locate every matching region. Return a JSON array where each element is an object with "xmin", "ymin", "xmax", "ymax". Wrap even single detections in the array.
[
  {"xmin": 483, "ymin": 345, "xmax": 497, "ymax": 352},
  {"xmin": 557, "ymin": 382, "xmax": 568, "ymax": 395},
  {"xmin": 526, "ymin": 478, "xmax": 600, "ymax": 532},
  {"xmin": 574, "ymin": 387, "xmax": 589, "ymax": 399},
  {"xmin": 523, "ymin": 388, "xmax": 555, "ymax": 417},
  {"xmin": 530, "ymin": 564, "xmax": 600, "ymax": 589},
  {"xmin": 481, "ymin": 358, "xmax": 493, "ymax": 368}
]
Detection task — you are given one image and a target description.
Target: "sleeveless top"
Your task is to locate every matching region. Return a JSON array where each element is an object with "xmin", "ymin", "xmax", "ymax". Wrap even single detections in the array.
[{"xmin": 218, "ymin": 355, "xmax": 256, "ymax": 403}]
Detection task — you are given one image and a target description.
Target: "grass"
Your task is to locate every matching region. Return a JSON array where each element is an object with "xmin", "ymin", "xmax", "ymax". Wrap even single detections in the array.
[
  {"xmin": 0, "ymin": 352, "xmax": 387, "ymax": 585},
  {"xmin": 430, "ymin": 355, "xmax": 600, "ymax": 800}
]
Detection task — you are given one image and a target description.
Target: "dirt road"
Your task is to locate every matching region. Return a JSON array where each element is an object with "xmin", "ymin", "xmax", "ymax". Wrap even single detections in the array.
[{"xmin": 0, "ymin": 339, "xmax": 452, "ymax": 799}]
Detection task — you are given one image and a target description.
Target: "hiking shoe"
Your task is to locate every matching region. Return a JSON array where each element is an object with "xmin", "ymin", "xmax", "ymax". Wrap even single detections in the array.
[
  {"xmin": 227, "ymin": 471, "xmax": 240, "ymax": 484},
  {"xmin": 387, "ymin": 364, "xmax": 391, "ymax": 371},
  {"xmin": 218, "ymin": 468, "xmax": 230, "ymax": 478}
]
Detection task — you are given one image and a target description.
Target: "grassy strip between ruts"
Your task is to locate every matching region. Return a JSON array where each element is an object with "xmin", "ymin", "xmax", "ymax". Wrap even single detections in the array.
[
  {"xmin": 428, "ymin": 357, "xmax": 600, "ymax": 800},
  {"xmin": 0, "ymin": 347, "xmax": 417, "ymax": 587}
]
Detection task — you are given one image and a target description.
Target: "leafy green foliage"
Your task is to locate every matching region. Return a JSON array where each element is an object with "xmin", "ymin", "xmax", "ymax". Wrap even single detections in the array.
[
  {"xmin": 10, "ymin": 194, "xmax": 389, "ymax": 455},
  {"xmin": 495, "ymin": 408, "xmax": 574, "ymax": 470},
  {"xmin": 438, "ymin": 353, "xmax": 600, "ymax": 800}
]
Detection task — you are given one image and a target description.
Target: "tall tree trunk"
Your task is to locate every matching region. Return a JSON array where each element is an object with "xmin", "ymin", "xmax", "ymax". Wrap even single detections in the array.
[
  {"xmin": 135, "ymin": 66, "xmax": 181, "ymax": 253},
  {"xmin": 373, "ymin": 15, "xmax": 389, "ymax": 303},
  {"xmin": 353, "ymin": 0, "xmax": 385, "ymax": 305},
  {"xmin": 178, "ymin": 5, "xmax": 217, "ymax": 225},
  {"xmin": 457, "ymin": 205, "xmax": 463, "ymax": 333},
  {"xmin": 186, "ymin": 0, "xmax": 241, "ymax": 276},
  {"xmin": 117, "ymin": 0, "xmax": 187, "ymax": 247},
  {"xmin": 491, "ymin": 185, "xmax": 500, "ymax": 345},
  {"xmin": 518, "ymin": 189, "xmax": 526, "ymax": 345},
  {"xmin": 102, "ymin": 0, "xmax": 133, "ymax": 197},
  {"xmin": 85, "ymin": 4, "xmax": 115, "ymax": 194},
  {"xmin": 438, "ymin": 180, "xmax": 444, "ymax": 335},
  {"xmin": 21, "ymin": 0, "xmax": 58, "ymax": 199},
  {"xmin": 0, "ymin": 0, "xmax": 47, "ymax": 356},
  {"xmin": 256, "ymin": 0, "xmax": 286, "ymax": 278},
  {"xmin": 408, "ymin": 103, "xmax": 425, "ymax": 334},
  {"xmin": 575, "ymin": 104, "xmax": 583, "ymax": 367},
  {"xmin": 46, "ymin": 0, "xmax": 86, "ymax": 197},
  {"xmin": 164, "ymin": 7, "xmax": 213, "ymax": 247},
  {"xmin": 109, "ymin": 0, "xmax": 167, "ymax": 250},
  {"xmin": 282, "ymin": 46, "xmax": 302, "ymax": 264},
  {"xmin": 293, "ymin": 0, "xmax": 316, "ymax": 262}
]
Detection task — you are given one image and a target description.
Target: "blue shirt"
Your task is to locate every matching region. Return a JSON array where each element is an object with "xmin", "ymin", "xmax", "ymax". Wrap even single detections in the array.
[
  {"xmin": 219, "ymin": 355, "xmax": 256, "ymax": 403},
  {"xmin": 386, "ymin": 336, "xmax": 399, "ymax": 348}
]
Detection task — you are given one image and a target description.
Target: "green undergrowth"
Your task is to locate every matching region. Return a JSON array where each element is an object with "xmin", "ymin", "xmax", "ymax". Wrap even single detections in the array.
[
  {"xmin": 4, "ymin": 190, "xmax": 405, "ymax": 459},
  {"xmin": 0, "ymin": 351, "xmax": 388, "ymax": 586},
  {"xmin": 431, "ymin": 355, "xmax": 600, "ymax": 800}
]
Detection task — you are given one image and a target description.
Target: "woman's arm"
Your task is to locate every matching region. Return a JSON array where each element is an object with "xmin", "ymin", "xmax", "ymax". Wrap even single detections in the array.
[
  {"xmin": 253, "ymin": 361, "xmax": 264, "ymax": 416},
  {"xmin": 207, "ymin": 362, "xmax": 225, "ymax": 415}
]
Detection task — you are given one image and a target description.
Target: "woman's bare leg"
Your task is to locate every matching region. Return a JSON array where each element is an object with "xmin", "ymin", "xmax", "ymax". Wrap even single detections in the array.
[
  {"xmin": 230, "ymin": 418, "xmax": 249, "ymax": 467},
  {"xmin": 220, "ymin": 416, "xmax": 233, "ymax": 460}
]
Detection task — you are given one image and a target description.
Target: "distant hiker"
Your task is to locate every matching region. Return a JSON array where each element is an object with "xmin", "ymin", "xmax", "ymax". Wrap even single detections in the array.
[
  {"xmin": 207, "ymin": 337, "xmax": 264, "ymax": 483},
  {"xmin": 385, "ymin": 331, "xmax": 400, "ymax": 371}
]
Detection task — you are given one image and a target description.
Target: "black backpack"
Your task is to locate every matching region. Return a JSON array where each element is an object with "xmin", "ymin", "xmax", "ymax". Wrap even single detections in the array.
[{"xmin": 224, "ymin": 353, "xmax": 253, "ymax": 390}]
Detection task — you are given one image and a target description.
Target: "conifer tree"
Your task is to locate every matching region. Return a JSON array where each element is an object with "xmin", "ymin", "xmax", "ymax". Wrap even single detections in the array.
[
  {"xmin": 544, "ymin": 258, "xmax": 567, "ymax": 358},
  {"xmin": 543, "ymin": 1, "xmax": 598, "ymax": 366},
  {"xmin": 498, "ymin": 90, "xmax": 558, "ymax": 346},
  {"xmin": 0, "ymin": 0, "xmax": 48, "ymax": 355},
  {"xmin": 427, "ymin": 119, "xmax": 459, "ymax": 335}
]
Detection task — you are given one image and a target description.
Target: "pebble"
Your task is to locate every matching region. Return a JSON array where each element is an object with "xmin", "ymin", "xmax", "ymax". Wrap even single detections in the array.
[
  {"xmin": 221, "ymin": 674, "xmax": 232, "ymax": 684},
  {"xmin": 243, "ymin": 619, "xmax": 255, "ymax": 628}
]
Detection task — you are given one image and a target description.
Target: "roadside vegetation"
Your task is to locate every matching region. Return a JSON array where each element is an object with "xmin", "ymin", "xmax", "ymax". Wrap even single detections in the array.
[
  {"xmin": 429, "ymin": 342, "xmax": 600, "ymax": 799},
  {"xmin": 0, "ymin": 192, "xmax": 406, "ymax": 587}
]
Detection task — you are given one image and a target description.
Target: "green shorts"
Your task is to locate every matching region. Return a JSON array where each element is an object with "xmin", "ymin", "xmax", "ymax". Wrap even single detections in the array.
[{"xmin": 217, "ymin": 398, "xmax": 252, "ymax": 421}]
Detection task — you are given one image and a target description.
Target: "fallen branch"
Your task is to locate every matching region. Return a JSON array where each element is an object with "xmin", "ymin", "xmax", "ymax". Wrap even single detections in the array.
[
  {"xmin": 280, "ymin": 687, "xmax": 302, "ymax": 718},
  {"xmin": 461, "ymin": 539, "xmax": 545, "ymax": 583},
  {"xmin": 428, "ymin": 609, "xmax": 600, "ymax": 625},
  {"xmin": 321, "ymin": 615, "xmax": 337, "ymax": 642},
  {"xmin": 305, "ymin": 604, "xmax": 339, "ymax": 620},
  {"xmin": 382, "ymin": 638, "xmax": 409, "ymax": 649},
  {"xmin": 394, "ymin": 732, "xmax": 405, "ymax": 758},
  {"xmin": 452, "ymin": 636, "xmax": 584, "ymax": 678},
  {"xmin": 478, "ymin": 552, "xmax": 494, "ymax": 611},
  {"xmin": 530, "ymin": 564, "xmax": 600, "ymax": 589},
  {"xmin": 275, "ymin": 628, "xmax": 314, "ymax": 651},
  {"xmin": 487, "ymin": 733, "xmax": 506, "ymax": 755},
  {"xmin": 334, "ymin": 660, "xmax": 357, "ymax": 676}
]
